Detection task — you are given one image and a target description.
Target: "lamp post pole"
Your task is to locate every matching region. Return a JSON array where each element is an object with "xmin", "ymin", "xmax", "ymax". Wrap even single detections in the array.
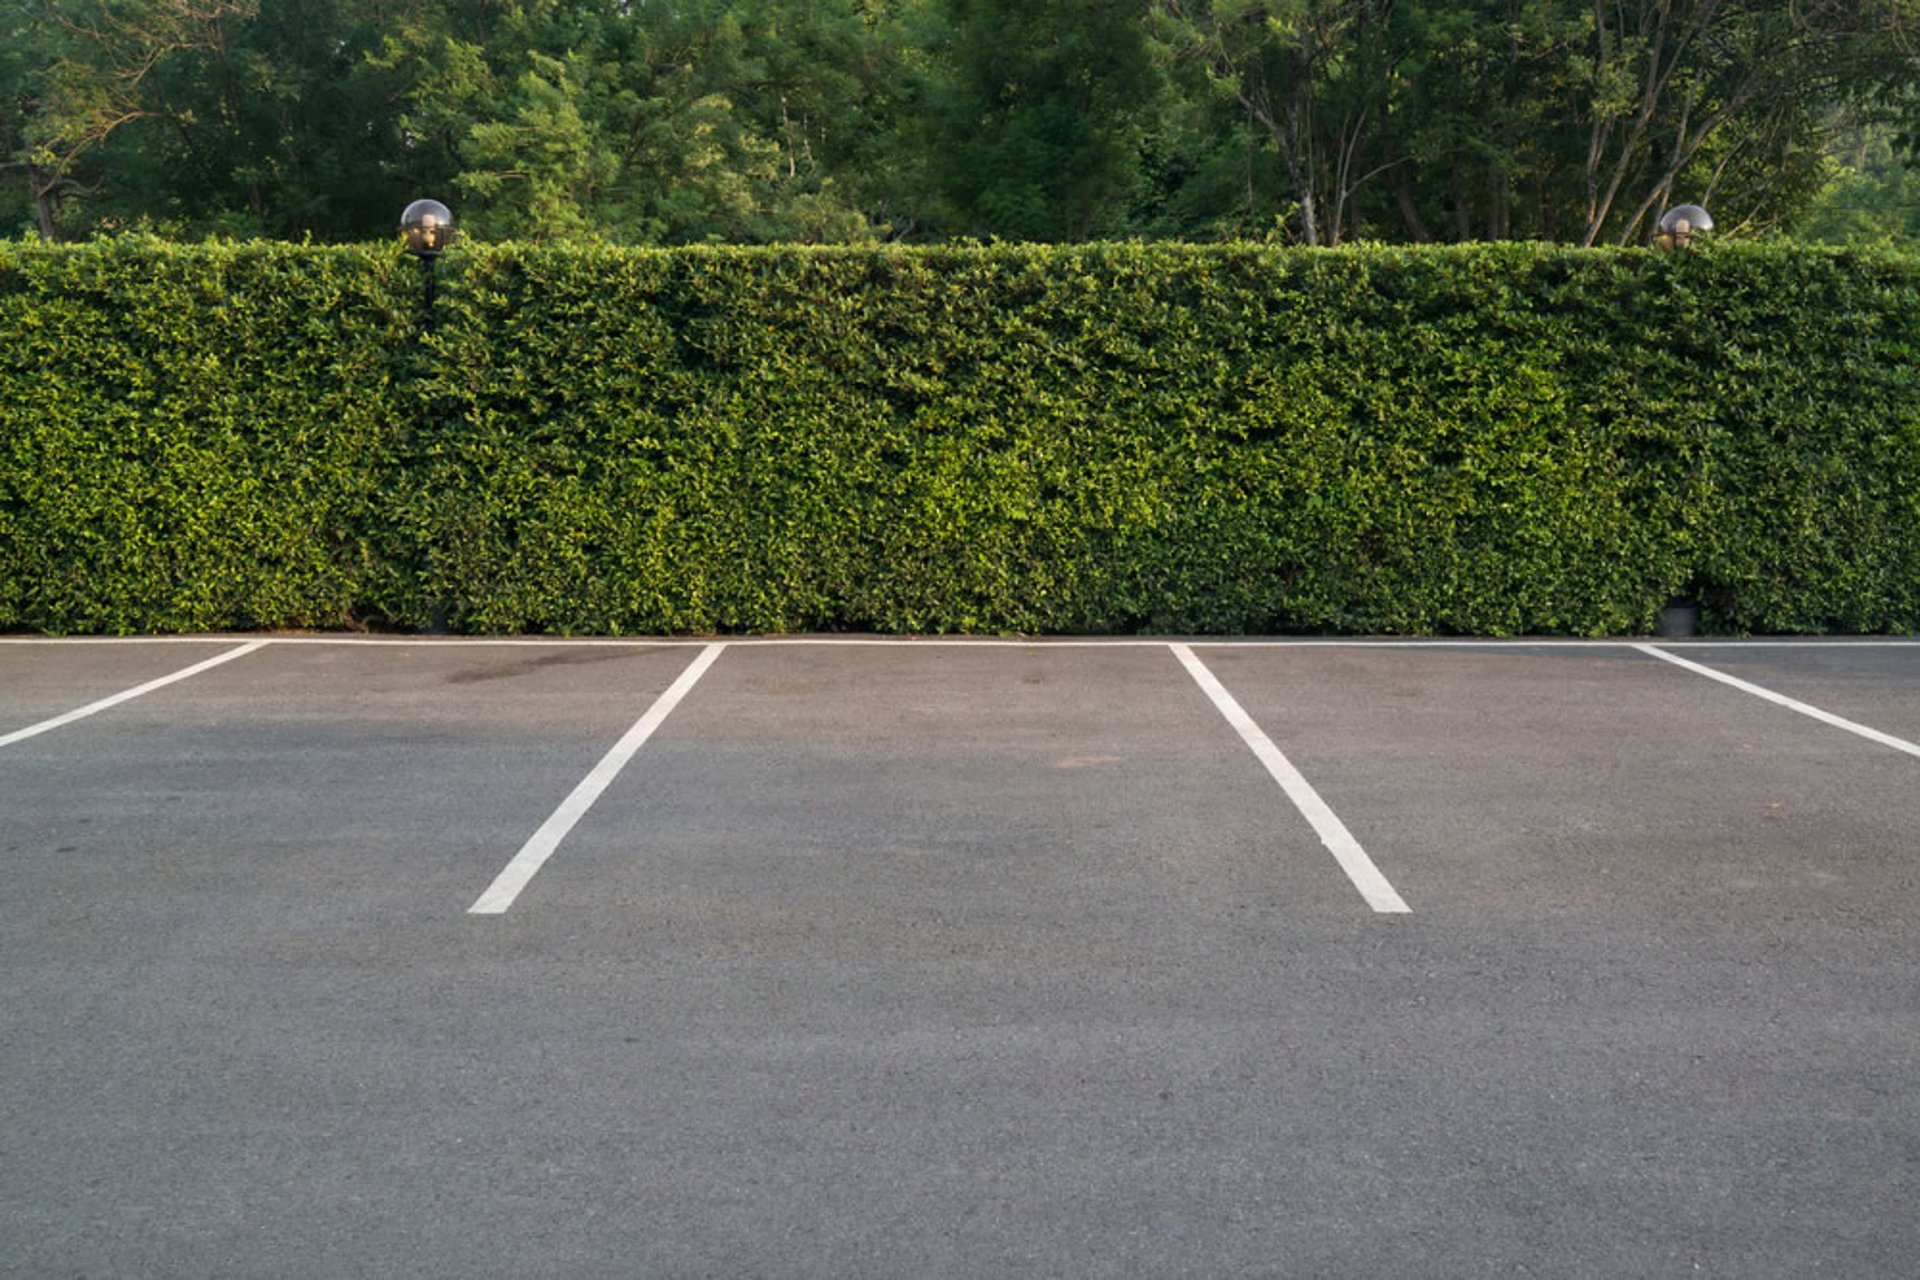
[
  {"xmin": 399, "ymin": 200, "xmax": 456, "ymax": 631},
  {"xmin": 1652, "ymin": 201, "xmax": 1711, "ymax": 637}
]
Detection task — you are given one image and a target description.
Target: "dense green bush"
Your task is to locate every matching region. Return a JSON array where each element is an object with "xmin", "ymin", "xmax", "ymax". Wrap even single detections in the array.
[
  {"xmin": 0, "ymin": 239, "xmax": 410, "ymax": 632},
  {"xmin": 2, "ymin": 238, "xmax": 1915, "ymax": 635}
]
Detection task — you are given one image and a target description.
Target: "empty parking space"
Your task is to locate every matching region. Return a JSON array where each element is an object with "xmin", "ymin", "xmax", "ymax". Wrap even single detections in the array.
[
  {"xmin": 1176, "ymin": 641, "xmax": 1920, "ymax": 1276},
  {"xmin": 2, "ymin": 642, "xmax": 710, "ymax": 922},
  {"xmin": 1189, "ymin": 643, "xmax": 1920, "ymax": 926},
  {"xmin": 0, "ymin": 639, "xmax": 263, "ymax": 745},
  {"xmin": 1651, "ymin": 641, "xmax": 1920, "ymax": 749},
  {"xmin": 2, "ymin": 636, "xmax": 1917, "ymax": 1275},
  {"xmin": 0, "ymin": 641, "xmax": 744, "ymax": 1277},
  {"xmin": 508, "ymin": 641, "xmax": 1379, "ymax": 956}
]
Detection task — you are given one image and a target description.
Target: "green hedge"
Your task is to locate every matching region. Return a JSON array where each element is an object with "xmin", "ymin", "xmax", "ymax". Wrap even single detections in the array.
[{"xmin": 2, "ymin": 237, "xmax": 1916, "ymax": 635}]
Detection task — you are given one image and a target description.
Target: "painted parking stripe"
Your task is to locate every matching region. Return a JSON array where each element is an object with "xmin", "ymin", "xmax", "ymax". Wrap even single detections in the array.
[
  {"xmin": 1635, "ymin": 644, "xmax": 1920, "ymax": 760},
  {"xmin": 0, "ymin": 641, "xmax": 268, "ymax": 748},
  {"xmin": 469, "ymin": 642, "xmax": 727, "ymax": 915},
  {"xmin": 1170, "ymin": 643, "xmax": 1411, "ymax": 914}
]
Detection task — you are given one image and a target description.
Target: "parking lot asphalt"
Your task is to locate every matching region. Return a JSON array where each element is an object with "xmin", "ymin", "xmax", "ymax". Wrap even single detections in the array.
[{"xmin": 2, "ymin": 636, "xmax": 1917, "ymax": 1276}]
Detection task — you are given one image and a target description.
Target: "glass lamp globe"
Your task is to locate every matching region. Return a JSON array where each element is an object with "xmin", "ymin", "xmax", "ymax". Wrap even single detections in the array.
[{"xmin": 400, "ymin": 199, "xmax": 455, "ymax": 257}]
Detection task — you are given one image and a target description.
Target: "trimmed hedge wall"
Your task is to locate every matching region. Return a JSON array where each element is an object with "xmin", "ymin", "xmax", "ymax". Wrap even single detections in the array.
[{"xmin": 2, "ymin": 238, "xmax": 1916, "ymax": 635}]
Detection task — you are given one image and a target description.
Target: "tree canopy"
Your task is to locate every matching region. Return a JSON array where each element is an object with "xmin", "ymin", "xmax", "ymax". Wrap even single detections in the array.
[{"xmin": 4, "ymin": 0, "xmax": 1916, "ymax": 244}]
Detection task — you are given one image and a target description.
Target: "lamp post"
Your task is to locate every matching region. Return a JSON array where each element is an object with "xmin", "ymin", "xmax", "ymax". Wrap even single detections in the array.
[
  {"xmin": 1655, "ymin": 203, "xmax": 1712, "ymax": 251},
  {"xmin": 1652, "ymin": 201, "xmax": 1711, "ymax": 636},
  {"xmin": 400, "ymin": 198, "xmax": 455, "ymax": 322},
  {"xmin": 399, "ymin": 199, "xmax": 455, "ymax": 632}
]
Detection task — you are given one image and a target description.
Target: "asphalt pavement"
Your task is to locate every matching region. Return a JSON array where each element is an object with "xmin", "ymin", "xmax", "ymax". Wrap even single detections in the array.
[{"xmin": 2, "ymin": 636, "xmax": 1917, "ymax": 1276}]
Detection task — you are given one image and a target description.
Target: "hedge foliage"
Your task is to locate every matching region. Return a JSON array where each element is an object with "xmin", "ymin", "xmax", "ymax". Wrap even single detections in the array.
[{"xmin": 2, "ymin": 237, "xmax": 1916, "ymax": 635}]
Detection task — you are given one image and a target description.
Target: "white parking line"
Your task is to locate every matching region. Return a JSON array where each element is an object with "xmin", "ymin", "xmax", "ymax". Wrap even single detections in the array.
[
  {"xmin": 1634, "ymin": 644, "xmax": 1920, "ymax": 760},
  {"xmin": 0, "ymin": 641, "xmax": 268, "ymax": 748},
  {"xmin": 469, "ymin": 643, "xmax": 728, "ymax": 915},
  {"xmin": 1170, "ymin": 644, "xmax": 1411, "ymax": 914}
]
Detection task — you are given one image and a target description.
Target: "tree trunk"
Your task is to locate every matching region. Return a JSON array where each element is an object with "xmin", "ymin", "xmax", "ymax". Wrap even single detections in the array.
[
  {"xmin": 29, "ymin": 167, "xmax": 59, "ymax": 240},
  {"xmin": 1389, "ymin": 167, "xmax": 1432, "ymax": 242},
  {"xmin": 1281, "ymin": 102, "xmax": 1320, "ymax": 246}
]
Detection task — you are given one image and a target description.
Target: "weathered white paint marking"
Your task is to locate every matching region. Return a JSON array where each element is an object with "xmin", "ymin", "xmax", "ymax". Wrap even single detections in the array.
[
  {"xmin": 469, "ymin": 643, "xmax": 726, "ymax": 914},
  {"xmin": 1171, "ymin": 643, "xmax": 1410, "ymax": 914},
  {"xmin": 1635, "ymin": 644, "xmax": 1920, "ymax": 760},
  {"xmin": 0, "ymin": 642, "xmax": 268, "ymax": 748}
]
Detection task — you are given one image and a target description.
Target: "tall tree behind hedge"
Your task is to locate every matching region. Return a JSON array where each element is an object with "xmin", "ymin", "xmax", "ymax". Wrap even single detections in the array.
[
  {"xmin": 3, "ymin": 0, "xmax": 923, "ymax": 242},
  {"xmin": 1149, "ymin": 0, "xmax": 1920, "ymax": 246},
  {"xmin": 386, "ymin": 0, "xmax": 916, "ymax": 243},
  {"xmin": 0, "ymin": 2, "xmax": 44, "ymax": 235},
  {"xmin": 2, "ymin": 0, "xmax": 262, "ymax": 238},
  {"xmin": 912, "ymin": 0, "xmax": 1166, "ymax": 239},
  {"xmin": 137, "ymin": 0, "xmax": 449, "ymax": 239}
]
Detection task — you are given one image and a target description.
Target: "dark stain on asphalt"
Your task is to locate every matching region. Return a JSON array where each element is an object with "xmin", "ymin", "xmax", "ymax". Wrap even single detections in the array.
[{"xmin": 442, "ymin": 648, "xmax": 659, "ymax": 685}]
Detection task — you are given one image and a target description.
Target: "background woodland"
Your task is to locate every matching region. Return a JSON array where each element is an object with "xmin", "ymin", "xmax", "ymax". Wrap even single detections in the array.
[{"xmin": 4, "ymin": 0, "xmax": 1918, "ymax": 248}]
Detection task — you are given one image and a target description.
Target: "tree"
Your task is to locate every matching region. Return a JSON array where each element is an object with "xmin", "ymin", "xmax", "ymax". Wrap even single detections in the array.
[
  {"xmin": 1378, "ymin": 1, "xmax": 1591, "ymax": 242},
  {"xmin": 1152, "ymin": 0, "xmax": 1433, "ymax": 245},
  {"xmin": 1151, "ymin": 0, "xmax": 1920, "ymax": 245},
  {"xmin": 4, "ymin": 0, "xmax": 257, "ymax": 238},
  {"xmin": 1575, "ymin": 0, "xmax": 1920, "ymax": 245},
  {"xmin": 1792, "ymin": 121, "xmax": 1920, "ymax": 244},
  {"xmin": 387, "ymin": 0, "xmax": 910, "ymax": 243},
  {"xmin": 0, "ymin": 3, "xmax": 49, "ymax": 234},
  {"xmin": 914, "ymin": 0, "xmax": 1168, "ymax": 240}
]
